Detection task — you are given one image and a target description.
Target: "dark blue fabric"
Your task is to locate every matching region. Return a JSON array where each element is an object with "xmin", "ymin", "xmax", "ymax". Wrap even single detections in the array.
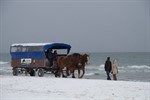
[
  {"xmin": 10, "ymin": 52, "xmax": 46, "ymax": 60},
  {"xmin": 10, "ymin": 43, "xmax": 71, "ymax": 60},
  {"xmin": 44, "ymin": 43, "xmax": 71, "ymax": 51}
]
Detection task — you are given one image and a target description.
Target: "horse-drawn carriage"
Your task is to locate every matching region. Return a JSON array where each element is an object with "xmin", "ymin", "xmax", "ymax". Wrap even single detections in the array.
[{"xmin": 10, "ymin": 42, "xmax": 71, "ymax": 77}]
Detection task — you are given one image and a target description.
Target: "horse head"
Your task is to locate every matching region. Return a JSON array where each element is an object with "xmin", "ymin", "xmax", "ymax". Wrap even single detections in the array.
[{"xmin": 81, "ymin": 53, "xmax": 90, "ymax": 65}]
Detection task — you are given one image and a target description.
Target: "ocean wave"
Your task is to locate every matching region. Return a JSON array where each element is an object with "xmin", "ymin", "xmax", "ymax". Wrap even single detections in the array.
[
  {"xmin": 86, "ymin": 64, "xmax": 105, "ymax": 71},
  {"xmin": 99, "ymin": 64, "xmax": 104, "ymax": 68},
  {"xmin": 85, "ymin": 72, "xmax": 100, "ymax": 76},
  {"xmin": 100, "ymin": 64, "xmax": 150, "ymax": 69},
  {"xmin": 126, "ymin": 65, "xmax": 150, "ymax": 69},
  {"xmin": 86, "ymin": 65, "xmax": 99, "ymax": 70},
  {"xmin": 0, "ymin": 61, "xmax": 9, "ymax": 65},
  {"xmin": 98, "ymin": 64, "xmax": 104, "ymax": 71},
  {"xmin": 87, "ymin": 64, "xmax": 150, "ymax": 72},
  {"xmin": 85, "ymin": 73, "xmax": 95, "ymax": 76}
]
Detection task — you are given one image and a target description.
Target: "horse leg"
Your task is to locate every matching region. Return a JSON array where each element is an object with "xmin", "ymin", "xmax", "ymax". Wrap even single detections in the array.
[
  {"xmin": 54, "ymin": 67, "xmax": 59, "ymax": 77},
  {"xmin": 57, "ymin": 66, "xmax": 63, "ymax": 77},
  {"xmin": 61, "ymin": 67, "xmax": 66, "ymax": 78},
  {"xmin": 72, "ymin": 71, "xmax": 75, "ymax": 78},
  {"xmin": 71, "ymin": 68, "xmax": 75, "ymax": 78},
  {"xmin": 66, "ymin": 68, "xmax": 70, "ymax": 76},
  {"xmin": 80, "ymin": 68, "xmax": 85, "ymax": 78},
  {"xmin": 57, "ymin": 66, "xmax": 62, "ymax": 77},
  {"xmin": 63, "ymin": 65, "xmax": 68, "ymax": 78},
  {"xmin": 78, "ymin": 68, "xmax": 80, "ymax": 78}
]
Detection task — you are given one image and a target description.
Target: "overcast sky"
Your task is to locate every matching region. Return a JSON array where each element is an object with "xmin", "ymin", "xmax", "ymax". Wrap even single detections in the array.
[{"xmin": 0, "ymin": 0, "xmax": 150, "ymax": 53}]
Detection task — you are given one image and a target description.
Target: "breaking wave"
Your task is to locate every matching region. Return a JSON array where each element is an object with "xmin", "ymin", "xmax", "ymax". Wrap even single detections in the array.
[
  {"xmin": 98, "ymin": 64, "xmax": 150, "ymax": 69},
  {"xmin": 0, "ymin": 61, "xmax": 9, "ymax": 65},
  {"xmin": 126, "ymin": 65, "xmax": 150, "ymax": 69},
  {"xmin": 86, "ymin": 64, "xmax": 150, "ymax": 72}
]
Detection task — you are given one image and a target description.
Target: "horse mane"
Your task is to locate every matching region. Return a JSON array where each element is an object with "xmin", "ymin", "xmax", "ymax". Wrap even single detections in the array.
[{"xmin": 72, "ymin": 53, "xmax": 81, "ymax": 56}]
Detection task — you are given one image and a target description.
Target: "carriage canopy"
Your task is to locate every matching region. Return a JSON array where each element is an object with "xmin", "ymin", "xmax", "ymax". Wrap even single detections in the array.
[{"xmin": 10, "ymin": 42, "xmax": 71, "ymax": 60}]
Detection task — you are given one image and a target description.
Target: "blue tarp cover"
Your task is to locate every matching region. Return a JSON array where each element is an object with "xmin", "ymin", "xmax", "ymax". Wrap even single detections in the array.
[{"xmin": 10, "ymin": 43, "xmax": 71, "ymax": 60}]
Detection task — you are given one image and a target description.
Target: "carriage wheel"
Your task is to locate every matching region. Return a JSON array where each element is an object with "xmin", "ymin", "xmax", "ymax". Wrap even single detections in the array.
[
  {"xmin": 13, "ymin": 68, "xmax": 18, "ymax": 76},
  {"xmin": 38, "ymin": 68, "xmax": 44, "ymax": 77}
]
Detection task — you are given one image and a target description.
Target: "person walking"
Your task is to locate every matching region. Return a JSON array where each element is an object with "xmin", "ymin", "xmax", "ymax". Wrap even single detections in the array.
[
  {"xmin": 104, "ymin": 57, "xmax": 112, "ymax": 80},
  {"xmin": 111, "ymin": 59, "xmax": 119, "ymax": 80}
]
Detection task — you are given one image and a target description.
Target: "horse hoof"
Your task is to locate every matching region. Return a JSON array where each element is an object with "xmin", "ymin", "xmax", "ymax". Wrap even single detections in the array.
[{"xmin": 72, "ymin": 76, "xmax": 75, "ymax": 78}]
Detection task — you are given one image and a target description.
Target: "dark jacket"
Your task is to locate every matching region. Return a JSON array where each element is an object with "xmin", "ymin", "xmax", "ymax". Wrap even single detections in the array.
[
  {"xmin": 104, "ymin": 60, "xmax": 112, "ymax": 72},
  {"xmin": 48, "ymin": 51, "xmax": 53, "ymax": 60},
  {"xmin": 53, "ymin": 51, "xmax": 57, "ymax": 60}
]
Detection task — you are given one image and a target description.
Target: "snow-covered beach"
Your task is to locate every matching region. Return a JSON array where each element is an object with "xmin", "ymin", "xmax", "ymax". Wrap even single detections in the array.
[
  {"xmin": 1, "ymin": 75, "xmax": 149, "ymax": 100},
  {"xmin": 0, "ymin": 52, "xmax": 150, "ymax": 99}
]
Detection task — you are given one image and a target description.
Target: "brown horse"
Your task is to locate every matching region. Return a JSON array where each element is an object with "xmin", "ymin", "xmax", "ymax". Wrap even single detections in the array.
[
  {"xmin": 56, "ymin": 53, "xmax": 81, "ymax": 78},
  {"xmin": 56, "ymin": 53, "xmax": 89, "ymax": 78},
  {"xmin": 56, "ymin": 55, "xmax": 76, "ymax": 78}
]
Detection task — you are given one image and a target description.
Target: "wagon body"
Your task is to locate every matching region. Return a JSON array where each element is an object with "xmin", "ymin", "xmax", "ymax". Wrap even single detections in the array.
[{"xmin": 10, "ymin": 42, "xmax": 71, "ymax": 76}]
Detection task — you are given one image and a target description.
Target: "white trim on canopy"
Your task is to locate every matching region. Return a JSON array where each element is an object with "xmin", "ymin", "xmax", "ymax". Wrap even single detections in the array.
[{"xmin": 11, "ymin": 43, "xmax": 54, "ymax": 47}]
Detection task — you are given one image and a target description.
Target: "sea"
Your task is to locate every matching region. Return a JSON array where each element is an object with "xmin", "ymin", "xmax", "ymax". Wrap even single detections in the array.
[{"xmin": 0, "ymin": 52, "xmax": 150, "ymax": 82}]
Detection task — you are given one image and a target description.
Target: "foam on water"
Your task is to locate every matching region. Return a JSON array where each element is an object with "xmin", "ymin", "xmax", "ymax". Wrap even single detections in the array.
[
  {"xmin": 85, "ymin": 73, "xmax": 95, "ymax": 76},
  {"xmin": 0, "ymin": 61, "xmax": 9, "ymax": 65},
  {"xmin": 86, "ymin": 64, "xmax": 150, "ymax": 74},
  {"xmin": 126, "ymin": 65, "xmax": 150, "ymax": 69}
]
